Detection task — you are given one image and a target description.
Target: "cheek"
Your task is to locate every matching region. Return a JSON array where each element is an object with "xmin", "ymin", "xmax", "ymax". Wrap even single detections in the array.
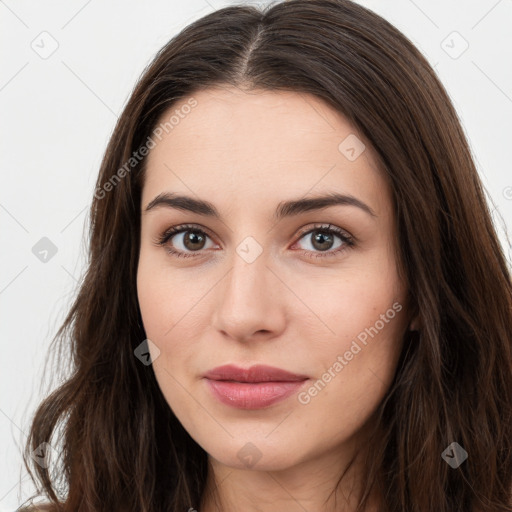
[
  {"xmin": 295, "ymin": 305, "xmax": 405, "ymax": 440},
  {"xmin": 289, "ymin": 251, "xmax": 405, "ymax": 349},
  {"xmin": 136, "ymin": 257, "xmax": 202, "ymax": 418},
  {"xmin": 292, "ymin": 252, "xmax": 406, "ymax": 414},
  {"xmin": 136, "ymin": 251, "xmax": 212, "ymax": 383},
  {"xmin": 137, "ymin": 263, "xmax": 167, "ymax": 340},
  {"xmin": 136, "ymin": 249, "xmax": 204, "ymax": 338}
]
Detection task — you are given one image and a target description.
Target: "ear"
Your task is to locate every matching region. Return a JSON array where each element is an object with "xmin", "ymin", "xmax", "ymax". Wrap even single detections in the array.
[{"xmin": 409, "ymin": 313, "xmax": 421, "ymax": 331}]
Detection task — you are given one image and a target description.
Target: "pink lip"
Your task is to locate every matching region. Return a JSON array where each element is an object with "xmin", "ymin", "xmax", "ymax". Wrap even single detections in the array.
[
  {"xmin": 203, "ymin": 364, "xmax": 309, "ymax": 382},
  {"xmin": 203, "ymin": 364, "xmax": 309, "ymax": 409}
]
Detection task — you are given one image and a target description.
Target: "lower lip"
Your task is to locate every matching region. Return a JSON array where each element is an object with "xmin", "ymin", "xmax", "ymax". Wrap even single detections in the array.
[{"xmin": 204, "ymin": 378, "xmax": 308, "ymax": 409}]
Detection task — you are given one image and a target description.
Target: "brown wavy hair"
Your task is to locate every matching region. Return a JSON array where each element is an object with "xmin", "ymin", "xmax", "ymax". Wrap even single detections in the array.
[{"xmin": 18, "ymin": 0, "xmax": 512, "ymax": 511}]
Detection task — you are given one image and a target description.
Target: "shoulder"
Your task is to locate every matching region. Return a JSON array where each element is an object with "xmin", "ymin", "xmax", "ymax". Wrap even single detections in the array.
[{"xmin": 17, "ymin": 504, "xmax": 55, "ymax": 512}]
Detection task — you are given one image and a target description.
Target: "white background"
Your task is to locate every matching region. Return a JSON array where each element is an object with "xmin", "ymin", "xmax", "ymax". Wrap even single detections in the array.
[{"xmin": 1, "ymin": 0, "xmax": 511, "ymax": 509}]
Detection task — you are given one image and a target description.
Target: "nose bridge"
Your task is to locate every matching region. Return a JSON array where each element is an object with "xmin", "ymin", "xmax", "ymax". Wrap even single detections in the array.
[
  {"xmin": 224, "ymin": 244, "xmax": 271, "ymax": 307},
  {"xmin": 222, "ymin": 220, "xmax": 271, "ymax": 295},
  {"xmin": 212, "ymin": 241, "xmax": 284, "ymax": 340}
]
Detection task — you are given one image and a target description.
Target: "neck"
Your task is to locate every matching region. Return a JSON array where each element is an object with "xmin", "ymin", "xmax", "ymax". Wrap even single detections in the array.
[{"xmin": 199, "ymin": 444, "xmax": 382, "ymax": 512}]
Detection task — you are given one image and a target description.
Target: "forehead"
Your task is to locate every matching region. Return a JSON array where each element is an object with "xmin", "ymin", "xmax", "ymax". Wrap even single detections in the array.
[{"xmin": 142, "ymin": 86, "xmax": 390, "ymax": 217}]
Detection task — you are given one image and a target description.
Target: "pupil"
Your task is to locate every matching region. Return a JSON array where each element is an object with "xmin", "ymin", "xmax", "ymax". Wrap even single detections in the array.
[
  {"xmin": 185, "ymin": 231, "xmax": 204, "ymax": 250},
  {"xmin": 181, "ymin": 230, "xmax": 334, "ymax": 252},
  {"xmin": 313, "ymin": 231, "xmax": 333, "ymax": 251}
]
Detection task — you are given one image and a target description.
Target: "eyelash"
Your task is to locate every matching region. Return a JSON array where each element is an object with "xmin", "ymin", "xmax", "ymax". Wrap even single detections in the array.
[{"xmin": 152, "ymin": 223, "xmax": 355, "ymax": 260}]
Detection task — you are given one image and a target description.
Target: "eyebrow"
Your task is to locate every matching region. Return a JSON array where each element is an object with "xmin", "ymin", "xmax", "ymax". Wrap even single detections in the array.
[{"xmin": 143, "ymin": 191, "xmax": 377, "ymax": 220}]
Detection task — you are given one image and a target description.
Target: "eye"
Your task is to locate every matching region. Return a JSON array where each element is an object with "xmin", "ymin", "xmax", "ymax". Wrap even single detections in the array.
[
  {"xmin": 291, "ymin": 224, "xmax": 355, "ymax": 259},
  {"xmin": 153, "ymin": 223, "xmax": 355, "ymax": 260},
  {"xmin": 153, "ymin": 224, "xmax": 217, "ymax": 259}
]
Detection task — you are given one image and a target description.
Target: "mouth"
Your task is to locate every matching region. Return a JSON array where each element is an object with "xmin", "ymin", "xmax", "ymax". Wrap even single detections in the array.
[
  {"xmin": 203, "ymin": 363, "xmax": 309, "ymax": 383},
  {"xmin": 203, "ymin": 364, "xmax": 309, "ymax": 409}
]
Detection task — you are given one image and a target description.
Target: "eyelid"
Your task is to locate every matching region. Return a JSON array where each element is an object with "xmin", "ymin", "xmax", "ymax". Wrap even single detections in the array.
[
  {"xmin": 290, "ymin": 223, "xmax": 355, "ymax": 257},
  {"xmin": 154, "ymin": 222, "xmax": 355, "ymax": 259},
  {"xmin": 294, "ymin": 223, "xmax": 354, "ymax": 242},
  {"xmin": 155, "ymin": 223, "xmax": 217, "ymax": 244}
]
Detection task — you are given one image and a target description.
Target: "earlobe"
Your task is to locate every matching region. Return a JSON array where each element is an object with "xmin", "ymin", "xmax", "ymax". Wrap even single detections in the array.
[{"xmin": 409, "ymin": 314, "xmax": 421, "ymax": 332}]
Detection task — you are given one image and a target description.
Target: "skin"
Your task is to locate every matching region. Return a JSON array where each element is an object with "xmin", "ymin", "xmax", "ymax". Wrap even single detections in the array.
[{"xmin": 137, "ymin": 85, "xmax": 417, "ymax": 512}]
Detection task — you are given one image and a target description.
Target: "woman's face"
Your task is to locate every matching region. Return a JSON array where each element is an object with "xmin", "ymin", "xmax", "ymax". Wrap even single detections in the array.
[{"xmin": 137, "ymin": 85, "xmax": 411, "ymax": 473}]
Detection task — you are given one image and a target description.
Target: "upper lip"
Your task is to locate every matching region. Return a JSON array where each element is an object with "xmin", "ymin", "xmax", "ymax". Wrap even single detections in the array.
[{"xmin": 203, "ymin": 364, "xmax": 309, "ymax": 383}]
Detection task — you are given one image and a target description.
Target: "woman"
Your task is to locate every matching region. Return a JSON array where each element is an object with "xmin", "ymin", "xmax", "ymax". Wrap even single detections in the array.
[{"xmin": 18, "ymin": 0, "xmax": 512, "ymax": 511}]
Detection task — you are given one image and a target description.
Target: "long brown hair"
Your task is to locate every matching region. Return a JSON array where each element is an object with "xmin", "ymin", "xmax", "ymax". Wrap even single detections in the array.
[{"xmin": 19, "ymin": 1, "xmax": 512, "ymax": 510}]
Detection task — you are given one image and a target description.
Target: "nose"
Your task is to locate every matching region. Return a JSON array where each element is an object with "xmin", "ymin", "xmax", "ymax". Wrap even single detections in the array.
[{"xmin": 211, "ymin": 250, "xmax": 286, "ymax": 343}]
